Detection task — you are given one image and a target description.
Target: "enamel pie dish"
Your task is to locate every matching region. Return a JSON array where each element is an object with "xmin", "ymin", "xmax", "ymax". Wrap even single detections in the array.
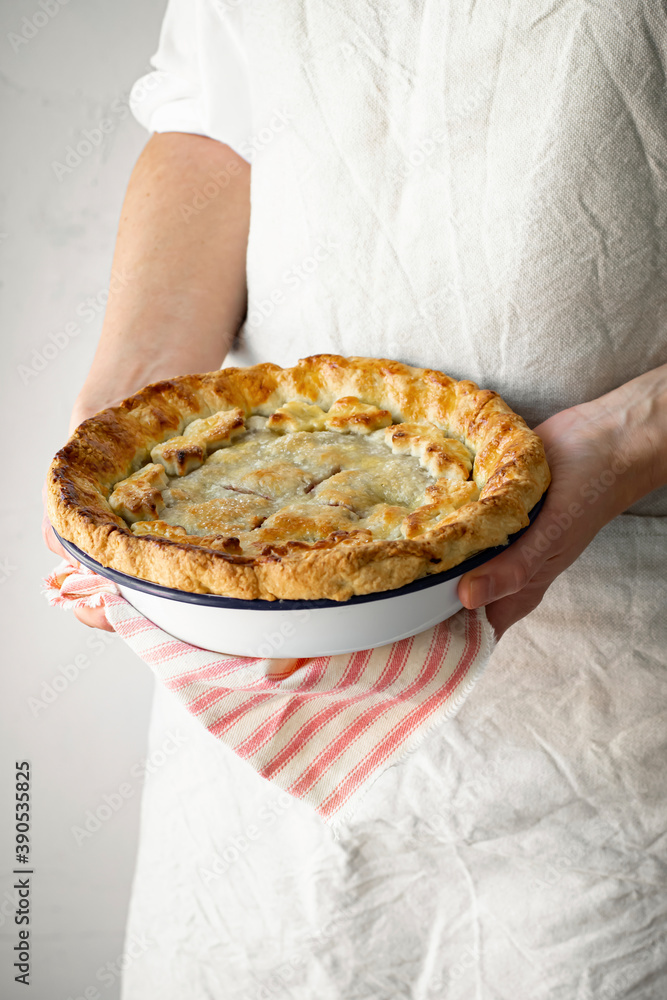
[{"xmin": 47, "ymin": 355, "xmax": 550, "ymax": 656}]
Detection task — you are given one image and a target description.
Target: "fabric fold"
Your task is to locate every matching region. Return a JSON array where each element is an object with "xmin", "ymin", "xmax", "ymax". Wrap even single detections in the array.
[{"xmin": 44, "ymin": 561, "xmax": 495, "ymax": 825}]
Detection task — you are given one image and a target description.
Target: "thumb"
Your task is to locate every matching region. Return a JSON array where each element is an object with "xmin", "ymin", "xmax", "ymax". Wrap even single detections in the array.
[
  {"xmin": 458, "ymin": 531, "xmax": 545, "ymax": 609},
  {"xmin": 74, "ymin": 605, "xmax": 115, "ymax": 632},
  {"xmin": 457, "ymin": 499, "xmax": 574, "ymax": 609}
]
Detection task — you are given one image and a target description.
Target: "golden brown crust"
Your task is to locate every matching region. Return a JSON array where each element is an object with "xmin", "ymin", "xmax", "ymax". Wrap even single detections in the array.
[
  {"xmin": 150, "ymin": 406, "xmax": 245, "ymax": 475},
  {"xmin": 46, "ymin": 355, "xmax": 550, "ymax": 601},
  {"xmin": 108, "ymin": 464, "xmax": 169, "ymax": 523},
  {"xmin": 384, "ymin": 423, "xmax": 472, "ymax": 480}
]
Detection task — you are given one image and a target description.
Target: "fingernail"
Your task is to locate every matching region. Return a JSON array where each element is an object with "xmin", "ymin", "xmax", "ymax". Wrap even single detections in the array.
[{"xmin": 468, "ymin": 577, "xmax": 493, "ymax": 608}]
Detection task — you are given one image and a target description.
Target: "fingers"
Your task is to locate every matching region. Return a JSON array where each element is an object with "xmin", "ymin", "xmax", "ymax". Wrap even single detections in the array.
[
  {"xmin": 458, "ymin": 502, "xmax": 579, "ymax": 636},
  {"xmin": 47, "ymin": 526, "xmax": 114, "ymax": 632},
  {"xmin": 74, "ymin": 605, "xmax": 115, "ymax": 632},
  {"xmin": 458, "ymin": 487, "xmax": 577, "ymax": 611},
  {"xmin": 458, "ymin": 534, "xmax": 543, "ymax": 610},
  {"xmin": 42, "ymin": 513, "xmax": 70, "ymax": 560},
  {"xmin": 42, "ymin": 480, "xmax": 70, "ymax": 560},
  {"xmin": 43, "ymin": 481, "xmax": 113, "ymax": 633},
  {"xmin": 483, "ymin": 582, "xmax": 547, "ymax": 641}
]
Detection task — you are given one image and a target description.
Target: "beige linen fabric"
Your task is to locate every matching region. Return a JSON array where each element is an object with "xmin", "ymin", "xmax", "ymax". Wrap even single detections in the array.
[
  {"xmin": 234, "ymin": 0, "xmax": 667, "ymax": 500},
  {"xmin": 124, "ymin": 517, "xmax": 667, "ymax": 999},
  {"xmin": 124, "ymin": 2, "xmax": 667, "ymax": 997}
]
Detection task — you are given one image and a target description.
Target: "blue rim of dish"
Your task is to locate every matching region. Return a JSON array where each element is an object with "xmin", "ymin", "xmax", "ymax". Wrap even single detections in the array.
[{"xmin": 54, "ymin": 494, "xmax": 545, "ymax": 610}]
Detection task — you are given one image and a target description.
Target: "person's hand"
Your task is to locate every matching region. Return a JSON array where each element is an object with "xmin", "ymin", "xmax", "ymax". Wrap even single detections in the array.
[
  {"xmin": 42, "ymin": 488, "xmax": 114, "ymax": 632},
  {"xmin": 458, "ymin": 399, "xmax": 644, "ymax": 640},
  {"xmin": 42, "ymin": 399, "xmax": 114, "ymax": 632}
]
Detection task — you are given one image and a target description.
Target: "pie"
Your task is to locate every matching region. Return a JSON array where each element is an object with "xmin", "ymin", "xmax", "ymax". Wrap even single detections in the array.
[{"xmin": 46, "ymin": 355, "xmax": 550, "ymax": 601}]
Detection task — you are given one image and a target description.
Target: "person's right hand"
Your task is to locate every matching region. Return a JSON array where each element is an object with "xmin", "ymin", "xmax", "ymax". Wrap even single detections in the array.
[
  {"xmin": 43, "ymin": 399, "xmax": 115, "ymax": 632},
  {"xmin": 43, "ymin": 486, "xmax": 115, "ymax": 632}
]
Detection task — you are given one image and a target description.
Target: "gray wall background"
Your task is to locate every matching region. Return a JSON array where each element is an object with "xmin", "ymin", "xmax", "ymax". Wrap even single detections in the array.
[{"xmin": 0, "ymin": 1, "xmax": 167, "ymax": 996}]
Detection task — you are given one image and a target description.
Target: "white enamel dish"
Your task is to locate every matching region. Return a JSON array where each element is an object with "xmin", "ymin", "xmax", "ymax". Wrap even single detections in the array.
[{"xmin": 54, "ymin": 498, "xmax": 542, "ymax": 657}]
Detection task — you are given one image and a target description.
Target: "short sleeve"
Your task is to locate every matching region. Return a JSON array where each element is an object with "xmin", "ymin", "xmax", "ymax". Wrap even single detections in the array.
[{"xmin": 130, "ymin": 0, "xmax": 251, "ymax": 160}]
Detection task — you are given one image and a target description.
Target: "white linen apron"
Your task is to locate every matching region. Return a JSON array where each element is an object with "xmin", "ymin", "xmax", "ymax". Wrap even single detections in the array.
[{"xmin": 123, "ymin": 2, "xmax": 667, "ymax": 997}]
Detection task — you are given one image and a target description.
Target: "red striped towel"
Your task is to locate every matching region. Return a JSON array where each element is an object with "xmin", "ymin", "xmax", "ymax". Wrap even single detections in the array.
[{"xmin": 44, "ymin": 561, "xmax": 495, "ymax": 825}]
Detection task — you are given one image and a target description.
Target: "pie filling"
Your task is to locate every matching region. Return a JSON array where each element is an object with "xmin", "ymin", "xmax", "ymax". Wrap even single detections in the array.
[{"xmin": 109, "ymin": 400, "xmax": 479, "ymax": 555}]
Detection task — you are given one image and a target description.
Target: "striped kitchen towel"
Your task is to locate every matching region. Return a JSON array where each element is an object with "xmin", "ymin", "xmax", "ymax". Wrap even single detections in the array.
[{"xmin": 44, "ymin": 560, "xmax": 495, "ymax": 825}]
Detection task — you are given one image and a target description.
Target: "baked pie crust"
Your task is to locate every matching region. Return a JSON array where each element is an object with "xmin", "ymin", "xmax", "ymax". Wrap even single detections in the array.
[{"xmin": 46, "ymin": 355, "xmax": 550, "ymax": 601}]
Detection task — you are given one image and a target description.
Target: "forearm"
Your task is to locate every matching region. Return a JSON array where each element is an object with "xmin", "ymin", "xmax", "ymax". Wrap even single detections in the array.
[
  {"xmin": 576, "ymin": 362, "xmax": 667, "ymax": 513},
  {"xmin": 70, "ymin": 132, "xmax": 250, "ymax": 432}
]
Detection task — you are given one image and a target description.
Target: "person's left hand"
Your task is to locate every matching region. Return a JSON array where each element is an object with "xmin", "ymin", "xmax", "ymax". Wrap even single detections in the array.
[{"xmin": 458, "ymin": 399, "xmax": 641, "ymax": 640}]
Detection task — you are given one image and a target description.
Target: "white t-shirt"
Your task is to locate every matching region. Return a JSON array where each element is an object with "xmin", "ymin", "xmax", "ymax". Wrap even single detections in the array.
[{"xmin": 130, "ymin": 0, "xmax": 251, "ymax": 159}]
